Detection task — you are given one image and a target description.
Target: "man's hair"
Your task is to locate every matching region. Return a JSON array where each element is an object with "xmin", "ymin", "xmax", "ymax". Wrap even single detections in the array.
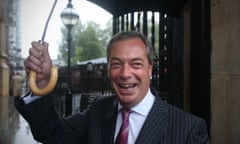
[{"xmin": 106, "ymin": 31, "xmax": 154, "ymax": 65}]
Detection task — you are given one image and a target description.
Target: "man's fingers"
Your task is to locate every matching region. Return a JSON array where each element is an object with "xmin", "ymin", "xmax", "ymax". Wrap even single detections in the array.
[
  {"xmin": 29, "ymin": 55, "xmax": 42, "ymax": 66},
  {"xmin": 24, "ymin": 56, "xmax": 41, "ymax": 73},
  {"xmin": 42, "ymin": 42, "xmax": 51, "ymax": 61},
  {"xmin": 26, "ymin": 41, "xmax": 52, "ymax": 78},
  {"xmin": 36, "ymin": 73, "xmax": 47, "ymax": 81},
  {"xmin": 29, "ymin": 45, "xmax": 42, "ymax": 58}
]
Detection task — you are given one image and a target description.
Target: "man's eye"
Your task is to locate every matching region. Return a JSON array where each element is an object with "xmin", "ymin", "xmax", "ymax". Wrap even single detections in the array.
[
  {"xmin": 110, "ymin": 63, "xmax": 121, "ymax": 69},
  {"xmin": 132, "ymin": 63, "xmax": 143, "ymax": 68}
]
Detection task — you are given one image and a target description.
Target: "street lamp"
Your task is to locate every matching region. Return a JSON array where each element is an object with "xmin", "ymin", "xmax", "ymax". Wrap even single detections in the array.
[{"xmin": 60, "ymin": 0, "xmax": 79, "ymax": 116}]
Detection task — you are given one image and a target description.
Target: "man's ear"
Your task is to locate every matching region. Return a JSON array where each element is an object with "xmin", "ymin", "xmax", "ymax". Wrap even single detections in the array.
[{"xmin": 148, "ymin": 64, "xmax": 153, "ymax": 78}]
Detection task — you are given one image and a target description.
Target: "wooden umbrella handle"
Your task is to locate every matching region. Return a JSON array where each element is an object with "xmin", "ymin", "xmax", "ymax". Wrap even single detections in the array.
[{"xmin": 29, "ymin": 66, "xmax": 58, "ymax": 96}]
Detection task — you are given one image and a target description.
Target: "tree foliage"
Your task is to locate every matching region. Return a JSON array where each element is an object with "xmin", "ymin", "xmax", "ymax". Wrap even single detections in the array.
[{"xmin": 58, "ymin": 19, "xmax": 112, "ymax": 65}]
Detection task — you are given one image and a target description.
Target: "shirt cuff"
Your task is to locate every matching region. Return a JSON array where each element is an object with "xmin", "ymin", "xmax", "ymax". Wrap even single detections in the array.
[{"xmin": 22, "ymin": 92, "xmax": 41, "ymax": 105}]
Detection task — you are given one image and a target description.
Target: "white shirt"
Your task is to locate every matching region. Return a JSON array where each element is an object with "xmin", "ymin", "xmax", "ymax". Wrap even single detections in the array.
[
  {"xmin": 22, "ymin": 92, "xmax": 41, "ymax": 104},
  {"xmin": 114, "ymin": 88, "xmax": 155, "ymax": 144}
]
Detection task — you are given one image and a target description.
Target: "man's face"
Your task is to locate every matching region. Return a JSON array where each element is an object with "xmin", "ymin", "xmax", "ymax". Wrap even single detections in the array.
[{"xmin": 108, "ymin": 37, "xmax": 153, "ymax": 108}]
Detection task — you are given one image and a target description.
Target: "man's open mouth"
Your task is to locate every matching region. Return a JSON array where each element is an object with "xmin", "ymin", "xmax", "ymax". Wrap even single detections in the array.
[{"xmin": 118, "ymin": 83, "xmax": 137, "ymax": 89}]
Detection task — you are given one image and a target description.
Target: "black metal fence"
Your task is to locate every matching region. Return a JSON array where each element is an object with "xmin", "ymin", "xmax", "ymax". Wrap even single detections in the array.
[{"xmin": 52, "ymin": 63, "xmax": 112, "ymax": 116}]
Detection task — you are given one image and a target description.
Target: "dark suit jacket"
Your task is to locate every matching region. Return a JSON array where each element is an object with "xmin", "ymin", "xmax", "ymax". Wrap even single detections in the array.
[{"xmin": 15, "ymin": 93, "xmax": 210, "ymax": 144}]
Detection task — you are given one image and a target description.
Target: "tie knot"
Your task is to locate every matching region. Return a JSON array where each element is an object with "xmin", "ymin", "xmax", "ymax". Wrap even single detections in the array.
[{"xmin": 121, "ymin": 108, "xmax": 131, "ymax": 120}]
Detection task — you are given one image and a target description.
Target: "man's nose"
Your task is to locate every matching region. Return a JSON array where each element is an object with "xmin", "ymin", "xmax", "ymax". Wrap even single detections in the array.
[{"xmin": 120, "ymin": 64, "xmax": 131, "ymax": 79}]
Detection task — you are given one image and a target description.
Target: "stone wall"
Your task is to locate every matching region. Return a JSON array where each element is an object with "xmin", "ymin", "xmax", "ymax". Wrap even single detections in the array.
[
  {"xmin": 211, "ymin": 0, "xmax": 240, "ymax": 143},
  {"xmin": 0, "ymin": 0, "xmax": 10, "ymax": 97}
]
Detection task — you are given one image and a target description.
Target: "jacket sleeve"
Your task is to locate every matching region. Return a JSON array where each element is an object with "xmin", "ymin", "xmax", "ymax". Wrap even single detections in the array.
[
  {"xmin": 14, "ymin": 94, "xmax": 89, "ymax": 144},
  {"xmin": 14, "ymin": 94, "xmax": 60, "ymax": 143},
  {"xmin": 186, "ymin": 118, "xmax": 210, "ymax": 144}
]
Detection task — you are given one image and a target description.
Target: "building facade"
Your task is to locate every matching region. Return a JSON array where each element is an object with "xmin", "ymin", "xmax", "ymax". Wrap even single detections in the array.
[
  {"xmin": 7, "ymin": 0, "xmax": 22, "ymax": 70},
  {"xmin": 0, "ymin": 0, "xmax": 22, "ymax": 97},
  {"xmin": 0, "ymin": 0, "xmax": 10, "ymax": 97}
]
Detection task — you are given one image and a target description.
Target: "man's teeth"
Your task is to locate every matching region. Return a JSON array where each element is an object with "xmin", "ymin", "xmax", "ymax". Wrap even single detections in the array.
[{"xmin": 119, "ymin": 84, "xmax": 135, "ymax": 88}]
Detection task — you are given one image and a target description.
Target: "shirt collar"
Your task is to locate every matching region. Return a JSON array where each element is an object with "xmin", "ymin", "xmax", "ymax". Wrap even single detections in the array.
[{"xmin": 118, "ymin": 88, "xmax": 155, "ymax": 116}]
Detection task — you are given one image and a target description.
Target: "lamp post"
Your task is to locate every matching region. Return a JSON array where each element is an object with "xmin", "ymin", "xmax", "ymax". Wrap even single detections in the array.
[{"xmin": 60, "ymin": 0, "xmax": 79, "ymax": 116}]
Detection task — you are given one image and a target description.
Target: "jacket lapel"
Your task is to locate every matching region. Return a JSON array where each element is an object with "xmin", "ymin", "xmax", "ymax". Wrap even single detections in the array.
[
  {"xmin": 102, "ymin": 98, "xmax": 118, "ymax": 144},
  {"xmin": 135, "ymin": 96, "xmax": 170, "ymax": 144}
]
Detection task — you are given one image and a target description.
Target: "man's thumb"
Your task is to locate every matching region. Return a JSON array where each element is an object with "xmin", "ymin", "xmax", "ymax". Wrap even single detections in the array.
[{"xmin": 42, "ymin": 43, "xmax": 51, "ymax": 61}]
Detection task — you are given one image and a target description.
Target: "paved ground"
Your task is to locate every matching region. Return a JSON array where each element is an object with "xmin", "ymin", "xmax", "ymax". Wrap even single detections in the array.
[{"xmin": 0, "ymin": 95, "xmax": 40, "ymax": 144}]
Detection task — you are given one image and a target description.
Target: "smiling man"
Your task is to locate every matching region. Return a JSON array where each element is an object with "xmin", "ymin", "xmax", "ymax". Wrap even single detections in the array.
[
  {"xmin": 15, "ymin": 31, "xmax": 210, "ymax": 144},
  {"xmin": 107, "ymin": 34, "xmax": 153, "ymax": 109}
]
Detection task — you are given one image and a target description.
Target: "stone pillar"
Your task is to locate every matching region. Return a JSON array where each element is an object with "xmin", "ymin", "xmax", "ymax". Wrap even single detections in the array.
[
  {"xmin": 211, "ymin": 0, "xmax": 240, "ymax": 143},
  {"xmin": 0, "ymin": 0, "xmax": 10, "ymax": 97},
  {"xmin": 0, "ymin": 0, "xmax": 10, "ymax": 142}
]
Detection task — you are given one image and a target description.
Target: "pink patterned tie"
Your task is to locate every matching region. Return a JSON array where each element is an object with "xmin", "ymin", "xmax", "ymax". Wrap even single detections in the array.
[{"xmin": 116, "ymin": 109, "xmax": 131, "ymax": 144}]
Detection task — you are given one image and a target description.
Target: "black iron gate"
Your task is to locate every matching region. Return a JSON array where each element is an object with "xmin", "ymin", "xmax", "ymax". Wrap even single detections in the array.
[{"xmin": 112, "ymin": 11, "xmax": 184, "ymax": 108}]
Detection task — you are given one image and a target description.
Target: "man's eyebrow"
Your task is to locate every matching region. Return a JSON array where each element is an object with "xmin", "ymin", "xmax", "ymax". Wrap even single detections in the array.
[
  {"xmin": 131, "ymin": 58, "xmax": 144, "ymax": 62},
  {"xmin": 109, "ymin": 57, "xmax": 121, "ymax": 61},
  {"xmin": 110, "ymin": 57, "xmax": 145, "ymax": 62}
]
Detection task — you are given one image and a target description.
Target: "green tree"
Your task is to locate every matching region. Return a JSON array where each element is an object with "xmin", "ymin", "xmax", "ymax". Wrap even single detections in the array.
[
  {"xmin": 58, "ymin": 20, "xmax": 112, "ymax": 65},
  {"xmin": 98, "ymin": 20, "xmax": 113, "ymax": 50},
  {"xmin": 73, "ymin": 22, "xmax": 104, "ymax": 64}
]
